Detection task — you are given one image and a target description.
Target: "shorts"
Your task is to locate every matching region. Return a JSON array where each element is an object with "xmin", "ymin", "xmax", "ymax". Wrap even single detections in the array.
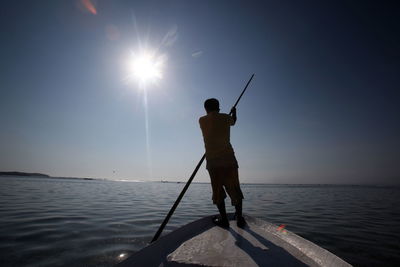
[
  {"xmin": 206, "ymin": 152, "xmax": 238, "ymax": 170},
  {"xmin": 207, "ymin": 166, "xmax": 244, "ymax": 206}
]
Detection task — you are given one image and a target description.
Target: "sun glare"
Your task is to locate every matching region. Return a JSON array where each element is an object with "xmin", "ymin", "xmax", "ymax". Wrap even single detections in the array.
[{"xmin": 127, "ymin": 51, "xmax": 164, "ymax": 85}]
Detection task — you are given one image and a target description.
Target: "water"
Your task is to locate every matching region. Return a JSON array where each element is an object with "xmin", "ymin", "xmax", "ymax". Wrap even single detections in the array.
[{"xmin": 0, "ymin": 176, "xmax": 399, "ymax": 267}]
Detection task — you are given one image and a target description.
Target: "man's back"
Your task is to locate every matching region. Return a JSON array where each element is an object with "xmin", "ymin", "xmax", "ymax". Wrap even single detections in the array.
[{"xmin": 199, "ymin": 111, "xmax": 235, "ymax": 160}]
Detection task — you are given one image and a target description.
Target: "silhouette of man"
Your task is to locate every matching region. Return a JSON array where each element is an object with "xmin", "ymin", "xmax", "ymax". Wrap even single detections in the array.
[{"xmin": 199, "ymin": 98, "xmax": 245, "ymax": 228}]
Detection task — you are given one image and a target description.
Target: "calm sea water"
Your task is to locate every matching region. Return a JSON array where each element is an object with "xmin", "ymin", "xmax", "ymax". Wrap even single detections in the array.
[{"xmin": 0, "ymin": 176, "xmax": 399, "ymax": 267}]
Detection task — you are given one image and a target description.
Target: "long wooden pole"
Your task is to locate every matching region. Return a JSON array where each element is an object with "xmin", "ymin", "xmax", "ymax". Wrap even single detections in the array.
[{"xmin": 151, "ymin": 74, "xmax": 255, "ymax": 243}]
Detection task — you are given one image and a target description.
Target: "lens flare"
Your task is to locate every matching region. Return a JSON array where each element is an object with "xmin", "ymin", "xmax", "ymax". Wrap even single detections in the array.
[
  {"xmin": 123, "ymin": 48, "xmax": 166, "ymax": 179},
  {"xmin": 81, "ymin": 0, "xmax": 97, "ymax": 15}
]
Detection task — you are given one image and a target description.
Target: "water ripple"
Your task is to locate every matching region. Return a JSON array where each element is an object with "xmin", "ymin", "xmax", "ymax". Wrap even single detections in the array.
[{"xmin": 0, "ymin": 177, "xmax": 399, "ymax": 266}]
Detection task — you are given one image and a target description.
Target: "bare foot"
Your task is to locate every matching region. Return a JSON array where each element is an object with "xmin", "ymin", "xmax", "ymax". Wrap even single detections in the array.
[{"xmin": 212, "ymin": 216, "xmax": 229, "ymax": 228}]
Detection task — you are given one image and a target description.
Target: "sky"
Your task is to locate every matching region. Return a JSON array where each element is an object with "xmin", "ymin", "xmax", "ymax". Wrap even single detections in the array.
[{"xmin": 0, "ymin": 0, "xmax": 399, "ymax": 184}]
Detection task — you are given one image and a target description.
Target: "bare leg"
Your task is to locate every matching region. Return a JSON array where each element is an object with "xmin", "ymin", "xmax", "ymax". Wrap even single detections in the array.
[
  {"xmin": 235, "ymin": 200, "xmax": 242, "ymax": 217},
  {"xmin": 235, "ymin": 200, "xmax": 246, "ymax": 228},
  {"xmin": 213, "ymin": 200, "xmax": 229, "ymax": 228},
  {"xmin": 217, "ymin": 201, "xmax": 228, "ymax": 221}
]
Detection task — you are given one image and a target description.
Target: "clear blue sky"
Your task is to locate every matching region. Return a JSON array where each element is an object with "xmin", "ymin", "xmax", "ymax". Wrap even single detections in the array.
[{"xmin": 1, "ymin": 0, "xmax": 399, "ymax": 184}]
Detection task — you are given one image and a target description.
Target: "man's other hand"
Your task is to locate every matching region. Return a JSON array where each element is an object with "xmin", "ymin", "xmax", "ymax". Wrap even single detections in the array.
[{"xmin": 230, "ymin": 107, "xmax": 237, "ymax": 124}]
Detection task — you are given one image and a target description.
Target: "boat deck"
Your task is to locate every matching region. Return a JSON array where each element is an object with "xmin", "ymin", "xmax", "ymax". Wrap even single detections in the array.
[{"xmin": 118, "ymin": 214, "xmax": 351, "ymax": 266}]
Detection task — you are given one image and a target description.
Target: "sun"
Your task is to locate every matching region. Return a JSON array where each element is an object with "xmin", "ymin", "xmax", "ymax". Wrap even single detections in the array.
[{"xmin": 127, "ymin": 51, "xmax": 164, "ymax": 85}]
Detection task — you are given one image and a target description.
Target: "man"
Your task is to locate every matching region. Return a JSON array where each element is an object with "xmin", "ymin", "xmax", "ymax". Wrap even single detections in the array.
[{"xmin": 199, "ymin": 98, "xmax": 245, "ymax": 228}]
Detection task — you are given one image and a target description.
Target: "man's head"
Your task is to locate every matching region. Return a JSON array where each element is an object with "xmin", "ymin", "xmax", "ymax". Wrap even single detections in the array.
[{"xmin": 204, "ymin": 98, "xmax": 220, "ymax": 113}]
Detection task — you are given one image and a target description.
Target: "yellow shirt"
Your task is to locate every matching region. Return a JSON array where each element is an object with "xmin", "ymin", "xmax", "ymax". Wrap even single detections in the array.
[{"xmin": 199, "ymin": 112, "xmax": 235, "ymax": 160}]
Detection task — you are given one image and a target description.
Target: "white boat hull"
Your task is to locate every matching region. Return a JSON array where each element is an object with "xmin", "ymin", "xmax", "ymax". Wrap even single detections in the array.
[{"xmin": 118, "ymin": 214, "xmax": 351, "ymax": 266}]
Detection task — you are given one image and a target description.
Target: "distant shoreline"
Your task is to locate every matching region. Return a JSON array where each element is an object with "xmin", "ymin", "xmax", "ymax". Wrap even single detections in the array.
[
  {"xmin": 0, "ymin": 171, "xmax": 50, "ymax": 178},
  {"xmin": 0, "ymin": 171, "xmax": 96, "ymax": 181}
]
